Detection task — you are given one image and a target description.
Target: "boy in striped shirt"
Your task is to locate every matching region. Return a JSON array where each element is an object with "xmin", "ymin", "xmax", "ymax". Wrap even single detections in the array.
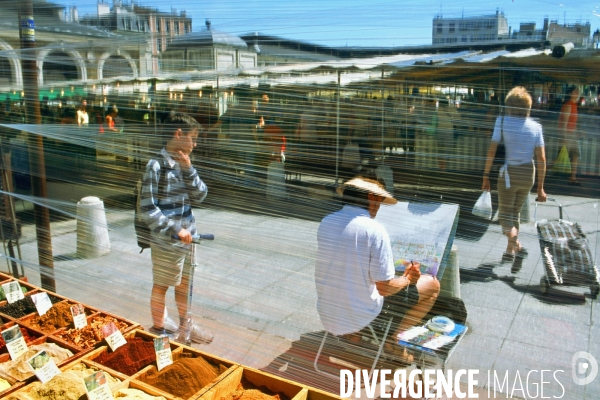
[{"xmin": 141, "ymin": 111, "xmax": 213, "ymax": 343}]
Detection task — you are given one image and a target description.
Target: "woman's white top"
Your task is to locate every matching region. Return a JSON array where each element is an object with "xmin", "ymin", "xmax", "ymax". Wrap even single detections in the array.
[
  {"xmin": 492, "ymin": 116, "xmax": 544, "ymax": 166},
  {"xmin": 491, "ymin": 116, "xmax": 544, "ymax": 188}
]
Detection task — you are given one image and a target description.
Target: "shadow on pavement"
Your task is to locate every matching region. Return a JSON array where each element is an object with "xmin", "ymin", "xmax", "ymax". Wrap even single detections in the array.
[
  {"xmin": 261, "ymin": 331, "xmax": 346, "ymax": 395},
  {"xmin": 460, "ymin": 264, "xmax": 587, "ymax": 305},
  {"xmin": 53, "ymin": 253, "xmax": 79, "ymax": 262},
  {"xmin": 261, "ymin": 330, "xmax": 405, "ymax": 395}
]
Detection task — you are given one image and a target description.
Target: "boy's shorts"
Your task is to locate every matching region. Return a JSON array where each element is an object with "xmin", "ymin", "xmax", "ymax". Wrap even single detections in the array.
[{"xmin": 150, "ymin": 243, "xmax": 192, "ymax": 287}]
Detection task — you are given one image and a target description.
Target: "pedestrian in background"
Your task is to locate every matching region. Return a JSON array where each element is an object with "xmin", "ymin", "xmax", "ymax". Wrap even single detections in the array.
[
  {"xmin": 558, "ymin": 86, "xmax": 582, "ymax": 185},
  {"xmin": 105, "ymin": 105, "xmax": 120, "ymax": 132},
  {"xmin": 482, "ymin": 87, "xmax": 547, "ymax": 272},
  {"xmin": 77, "ymin": 100, "xmax": 89, "ymax": 127}
]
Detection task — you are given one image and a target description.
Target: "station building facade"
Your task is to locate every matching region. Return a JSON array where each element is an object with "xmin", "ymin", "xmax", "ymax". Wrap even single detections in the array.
[
  {"xmin": 160, "ymin": 20, "xmax": 257, "ymax": 72},
  {"xmin": 432, "ymin": 11, "xmax": 510, "ymax": 45},
  {"xmin": 0, "ymin": 0, "xmax": 151, "ymax": 92},
  {"xmin": 80, "ymin": 0, "xmax": 193, "ymax": 74}
]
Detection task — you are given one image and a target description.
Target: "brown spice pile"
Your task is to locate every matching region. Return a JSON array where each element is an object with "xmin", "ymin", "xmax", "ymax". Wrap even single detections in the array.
[
  {"xmin": 224, "ymin": 389, "xmax": 281, "ymax": 400},
  {"xmin": 140, "ymin": 356, "xmax": 221, "ymax": 398},
  {"xmin": 27, "ymin": 302, "xmax": 74, "ymax": 333},
  {"xmin": 54, "ymin": 314, "xmax": 129, "ymax": 349},
  {"xmin": 220, "ymin": 377, "xmax": 288, "ymax": 400}
]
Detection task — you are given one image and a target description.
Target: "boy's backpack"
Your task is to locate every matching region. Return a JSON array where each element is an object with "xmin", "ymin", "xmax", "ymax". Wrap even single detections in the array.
[{"xmin": 134, "ymin": 161, "xmax": 163, "ymax": 253}]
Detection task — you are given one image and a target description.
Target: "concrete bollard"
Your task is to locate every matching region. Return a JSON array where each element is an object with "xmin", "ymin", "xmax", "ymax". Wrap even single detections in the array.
[
  {"xmin": 440, "ymin": 245, "xmax": 461, "ymax": 298},
  {"xmin": 76, "ymin": 196, "xmax": 110, "ymax": 258},
  {"xmin": 520, "ymin": 194, "xmax": 530, "ymax": 223}
]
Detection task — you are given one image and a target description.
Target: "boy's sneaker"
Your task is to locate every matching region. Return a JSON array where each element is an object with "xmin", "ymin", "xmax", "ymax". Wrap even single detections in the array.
[
  {"xmin": 175, "ymin": 320, "xmax": 214, "ymax": 344},
  {"xmin": 148, "ymin": 326, "xmax": 175, "ymax": 338},
  {"xmin": 164, "ymin": 315, "xmax": 179, "ymax": 334},
  {"xmin": 189, "ymin": 321, "xmax": 214, "ymax": 344}
]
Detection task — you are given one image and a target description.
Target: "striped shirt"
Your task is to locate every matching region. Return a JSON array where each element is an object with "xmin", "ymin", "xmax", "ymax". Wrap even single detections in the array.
[{"xmin": 140, "ymin": 148, "xmax": 208, "ymax": 245}]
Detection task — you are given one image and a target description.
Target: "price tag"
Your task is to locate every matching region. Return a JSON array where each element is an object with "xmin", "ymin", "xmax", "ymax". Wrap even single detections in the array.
[
  {"xmin": 84, "ymin": 371, "xmax": 114, "ymax": 400},
  {"xmin": 70, "ymin": 304, "xmax": 87, "ymax": 329},
  {"xmin": 31, "ymin": 292, "xmax": 52, "ymax": 316},
  {"xmin": 2, "ymin": 282, "xmax": 24, "ymax": 304},
  {"xmin": 1, "ymin": 325, "xmax": 28, "ymax": 360},
  {"xmin": 27, "ymin": 350, "xmax": 60, "ymax": 383},
  {"xmin": 153, "ymin": 336, "xmax": 173, "ymax": 371},
  {"xmin": 102, "ymin": 322, "xmax": 126, "ymax": 352}
]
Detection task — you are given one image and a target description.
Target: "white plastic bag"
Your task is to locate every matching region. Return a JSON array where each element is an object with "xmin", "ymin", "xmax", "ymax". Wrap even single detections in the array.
[{"xmin": 472, "ymin": 191, "xmax": 493, "ymax": 220}]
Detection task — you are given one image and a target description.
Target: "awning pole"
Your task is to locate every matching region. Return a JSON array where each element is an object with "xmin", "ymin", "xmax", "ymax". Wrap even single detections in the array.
[
  {"xmin": 335, "ymin": 70, "xmax": 340, "ymax": 185},
  {"xmin": 381, "ymin": 69, "xmax": 384, "ymax": 165},
  {"xmin": 19, "ymin": 0, "xmax": 55, "ymax": 291}
]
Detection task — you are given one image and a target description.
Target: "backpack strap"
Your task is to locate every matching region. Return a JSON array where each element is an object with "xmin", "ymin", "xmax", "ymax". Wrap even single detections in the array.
[{"xmin": 135, "ymin": 155, "xmax": 166, "ymax": 253}]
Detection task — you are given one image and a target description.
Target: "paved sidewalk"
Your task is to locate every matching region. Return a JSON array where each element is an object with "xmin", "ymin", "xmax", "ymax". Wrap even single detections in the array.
[{"xmin": 8, "ymin": 180, "xmax": 600, "ymax": 399}]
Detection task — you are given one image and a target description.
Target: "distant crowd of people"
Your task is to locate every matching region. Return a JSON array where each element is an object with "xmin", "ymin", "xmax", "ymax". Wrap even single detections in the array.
[{"xmin": 0, "ymin": 86, "xmax": 594, "ymax": 181}]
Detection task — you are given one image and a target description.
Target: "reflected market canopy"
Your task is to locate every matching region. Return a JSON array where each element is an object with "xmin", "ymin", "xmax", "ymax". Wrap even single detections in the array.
[{"xmin": 161, "ymin": 46, "xmax": 600, "ymax": 93}]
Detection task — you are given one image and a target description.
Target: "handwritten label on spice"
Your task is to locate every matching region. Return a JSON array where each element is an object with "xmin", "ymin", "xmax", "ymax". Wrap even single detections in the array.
[
  {"xmin": 102, "ymin": 322, "xmax": 126, "ymax": 352},
  {"xmin": 31, "ymin": 292, "xmax": 52, "ymax": 316},
  {"xmin": 70, "ymin": 304, "xmax": 87, "ymax": 329},
  {"xmin": 27, "ymin": 350, "xmax": 61, "ymax": 383},
  {"xmin": 2, "ymin": 282, "xmax": 24, "ymax": 304},
  {"xmin": 153, "ymin": 336, "xmax": 173, "ymax": 371},
  {"xmin": 1, "ymin": 325, "xmax": 28, "ymax": 360},
  {"xmin": 84, "ymin": 370, "xmax": 115, "ymax": 400}
]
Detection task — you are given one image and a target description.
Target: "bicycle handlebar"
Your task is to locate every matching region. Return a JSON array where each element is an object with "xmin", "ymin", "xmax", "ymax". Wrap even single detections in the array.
[
  {"xmin": 172, "ymin": 233, "xmax": 215, "ymax": 245},
  {"xmin": 192, "ymin": 234, "xmax": 214, "ymax": 243}
]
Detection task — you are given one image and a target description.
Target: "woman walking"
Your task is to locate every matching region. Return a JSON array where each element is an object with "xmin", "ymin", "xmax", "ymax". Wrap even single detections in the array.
[{"xmin": 482, "ymin": 87, "xmax": 547, "ymax": 272}]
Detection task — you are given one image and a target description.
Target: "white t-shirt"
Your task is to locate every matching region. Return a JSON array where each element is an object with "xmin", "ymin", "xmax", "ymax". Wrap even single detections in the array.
[
  {"xmin": 315, "ymin": 205, "xmax": 395, "ymax": 335},
  {"xmin": 77, "ymin": 109, "xmax": 89, "ymax": 126},
  {"xmin": 492, "ymin": 116, "xmax": 544, "ymax": 166}
]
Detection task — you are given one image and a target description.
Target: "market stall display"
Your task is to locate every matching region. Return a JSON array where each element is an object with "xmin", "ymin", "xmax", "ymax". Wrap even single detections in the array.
[
  {"xmin": 0, "ymin": 325, "xmax": 41, "ymax": 353},
  {"xmin": 21, "ymin": 301, "xmax": 95, "ymax": 333},
  {"xmin": 0, "ymin": 275, "xmax": 340, "ymax": 400},
  {"xmin": 112, "ymin": 387, "xmax": 168, "ymax": 399},
  {"xmin": 94, "ymin": 337, "xmax": 156, "ymax": 376},
  {"xmin": 54, "ymin": 313, "xmax": 136, "ymax": 350},
  {"xmin": 0, "ymin": 285, "xmax": 29, "ymax": 302},
  {"xmin": 87, "ymin": 330, "xmax": 180, "ymax": 377},
  {"xmin": 0, "ymin": 294, "xmax": 63, "ymax": 320},
  {"xmin": 135, "ymin": 348, "xmax": 233, "ymax": 399},
  {"xmin": 5, "ymin": 362, "xmax": 124, "ymax": 400},
  {"xmin": 0, "ymin": 341, "xmax": 76, "ymax": 381},
  {"xmin": 201, "ymin": 367, "xmax": 305, "ymax": 400}
]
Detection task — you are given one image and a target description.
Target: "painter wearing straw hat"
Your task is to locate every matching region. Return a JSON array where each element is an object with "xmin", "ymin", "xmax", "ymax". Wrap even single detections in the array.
[{"xmin": 315, "ymin": 177, "xmax": 440, "ymax": 360}]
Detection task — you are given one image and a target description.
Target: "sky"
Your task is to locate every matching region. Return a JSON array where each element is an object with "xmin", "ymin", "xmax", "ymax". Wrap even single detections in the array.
[{"xmin": 70, "ymin": 0, "xmax": 600, "ymax": 47}]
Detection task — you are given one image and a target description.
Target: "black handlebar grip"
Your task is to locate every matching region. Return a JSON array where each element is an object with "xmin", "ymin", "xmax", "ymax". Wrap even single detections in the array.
[{"xmin": 194, "ymin": 234, "xmax": 215, "ymax": 241}]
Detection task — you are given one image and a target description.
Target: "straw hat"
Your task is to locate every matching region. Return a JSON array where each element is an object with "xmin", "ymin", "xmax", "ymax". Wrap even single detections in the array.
[{"xmin": 336, "ymin": 177, "xmax": 397, "ymax": 205}]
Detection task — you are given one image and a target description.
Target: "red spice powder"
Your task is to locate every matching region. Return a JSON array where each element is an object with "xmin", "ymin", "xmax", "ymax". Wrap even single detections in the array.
[{"xmin": 95, "ymin": 337, "xmax": 156, "ymax": 376}]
